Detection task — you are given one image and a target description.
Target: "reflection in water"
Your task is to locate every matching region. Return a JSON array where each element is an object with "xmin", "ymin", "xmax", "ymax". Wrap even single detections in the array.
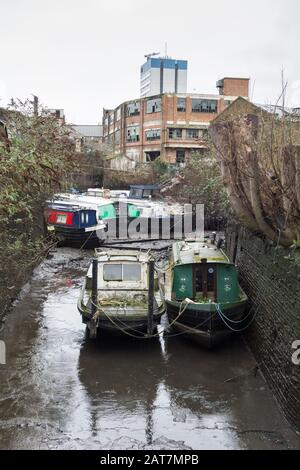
[
  {"xmin": 78, "ymin": 335, "xmax": 166, "ymax": 448},
  {"xmin": 0, "ymin": 248, "xmax": 298, "ymax": 450}
]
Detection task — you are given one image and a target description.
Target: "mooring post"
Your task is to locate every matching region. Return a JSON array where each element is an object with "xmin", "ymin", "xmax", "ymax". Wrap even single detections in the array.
[
  {"xmin": 91, "ymin": 257, "xmax": 98, "ymax": 318},
  {"xmin": 89, "ymin": 257, "xmax": 98, "ymax": 339},
  {"xmin": 147, "ymin": 257, "xmax": 155, "ymax": 337}
]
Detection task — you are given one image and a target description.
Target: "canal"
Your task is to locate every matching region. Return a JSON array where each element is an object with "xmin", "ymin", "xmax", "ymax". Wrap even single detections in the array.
[{"xmin": 0, "ymin": 247, "xmax": 299, "ymax": 450}]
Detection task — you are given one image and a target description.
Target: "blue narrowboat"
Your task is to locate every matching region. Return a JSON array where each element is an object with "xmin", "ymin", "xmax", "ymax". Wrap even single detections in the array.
[{"xmin": 46, "ymin": 201, "xmax": 106, "ymax": 245}]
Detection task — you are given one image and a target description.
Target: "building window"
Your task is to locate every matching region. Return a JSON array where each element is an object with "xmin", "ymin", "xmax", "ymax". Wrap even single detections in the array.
[
  {"xmin": 145, "ymin": 129, "xmax": 161, "ymax": 141},
  {"xmin": 192, "ymin": 99, "xmax": 218, "ymax": 113},
  {"xmin": 176, "ymin": 150, "xmax": 185, "ymax": 164},
  {"xmin": 127, "ymin": 125, "xmax": 139, "ymax": 142},
  {"xmin": 146, "ymin": 98, "xmax": 162, "ymax": 114},
  {"xmin": 145, "ymin": 151, "xmax": 160, "ymax": 162},
  {"xmin": 169, "ymin": 128, "xmax": 182, "ymax": 139},
  {"xmin": 127, "ymin": 101, "xmax": 140, "ymax": 116},
  {"xmin": 177, "ymin": 97, "xmax": 186, "ymax": 112},
  {"xmin": 187, "ymin": 129, "xmax": 199, "ymax": 139}
]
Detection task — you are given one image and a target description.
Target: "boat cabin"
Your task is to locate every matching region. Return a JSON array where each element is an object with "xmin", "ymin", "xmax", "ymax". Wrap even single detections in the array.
[
  {"xmin": 98, "ymin": 201, "xmax": 141, "ymax": 220},
  {"xmin": 129, "ymin": 184, "xmax": 160, "ymax": 200},
  {"xmin": 171, "ymin": 241, "xmax": 241, "ymax": 304},
  {"xmin": 46, "ymin": 202, "xmax": 98, "ymax": 229},
  {"xmin": 86, "ymin": 250, "xmax": 153, "ymax": 302}
]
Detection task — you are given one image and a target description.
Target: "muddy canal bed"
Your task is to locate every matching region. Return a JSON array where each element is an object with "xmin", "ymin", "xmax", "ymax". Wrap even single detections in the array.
[{"xmin": 0, "ymin": 247, "xmax": 299, "ymax": 450}]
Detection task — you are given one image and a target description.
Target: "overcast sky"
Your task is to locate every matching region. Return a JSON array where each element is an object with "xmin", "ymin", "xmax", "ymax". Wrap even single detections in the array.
[{"xmin": 1, "ymin": 0, "xmax": 299, "ymax": 124}]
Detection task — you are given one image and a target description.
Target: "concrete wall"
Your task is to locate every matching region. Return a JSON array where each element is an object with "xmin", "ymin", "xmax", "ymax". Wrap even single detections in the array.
[{"xmin": 226, "ymin": 223, "xmax": 300, "ymax": 431}]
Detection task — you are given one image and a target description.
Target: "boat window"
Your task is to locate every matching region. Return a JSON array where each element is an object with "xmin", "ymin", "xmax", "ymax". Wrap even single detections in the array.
[
  {"xmin": 131, "ymin": 188, "xmax": 143, "ymax": 198},
  {"xmin": 103, "ymin": 263, "xmax": 141, "ymax": 282},
  {"xmin": 142, "ymin": 189, "xmax": 152, "ymax": 198},
  {"xmin": 56, "ymin": 214, "xmax": 67, "ymax": 224},
  {"xmin": 103, "ymin": 264, "xmax": 122, "ymax": 281},
  {"xmin": 123, "ymin": 264, "xmax": 141, "ymax": 281}
]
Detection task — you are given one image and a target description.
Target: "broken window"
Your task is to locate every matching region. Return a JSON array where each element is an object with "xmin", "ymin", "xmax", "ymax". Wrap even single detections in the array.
[
  {"xmin": 127, "ymin": 101, "xmax": 140, "ymax": 116},
  {"xmin": 177, "ymin": 97, "xmax": 186, "ymax": 112},
  {"xmin": 127, "ymin": 125, "xmax": 140, "ymax": 142},
  {"xmin": 192, "ymin": 99, "xmax": 218, "ymax": 113},
  {"xmin": 187, "ymin": 129, "xmax": 199, "ymax": 139},
  {"xmin": 146, "ymin": 98, "xmax": 162, "ymax": 114},
  {"xmin": 176, "ymin": 150, "xmax": 185, "ymax": 164},
  {"xmin": 169, "ymin": 128, "xmax": 182, "ymax": 139},
  {"xmin": 145, "ymin": 151, "xmax": 160, "ymax": 162},
  {"xmin": 145, "ymin": 129, "xmax": 161, "ymax": 141}
]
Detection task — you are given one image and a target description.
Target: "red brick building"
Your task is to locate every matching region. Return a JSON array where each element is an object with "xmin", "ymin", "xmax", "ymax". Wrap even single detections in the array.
[{"xmin": 102, "ymin": 77, "xmax": 249, "ymax": 170}]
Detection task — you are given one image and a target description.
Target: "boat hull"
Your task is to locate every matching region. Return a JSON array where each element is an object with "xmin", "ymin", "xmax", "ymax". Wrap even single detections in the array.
[
  {"xmin": 78, "ymin": 301, "xmax": 165, "ymax": 337},
  {"xmin": 50, "ymin": 226, "xmax": 106, "ymax": 247},
  {"xmin": 166, "ymin": 300, "xmax": 248, "ymax": 348}
]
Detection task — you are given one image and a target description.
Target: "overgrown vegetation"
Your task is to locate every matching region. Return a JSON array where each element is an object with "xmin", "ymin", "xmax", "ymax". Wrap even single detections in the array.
[
  {"xmin": 167, "ymin": 152, "xmax": 230, "ymax": 216},
  {"xmin": 0, "ymin": 99, "xmax": 76, "ymax": 319},
  {"xmin": 210, "ymin": 100, "xmax": 300, "ymax": 247}
]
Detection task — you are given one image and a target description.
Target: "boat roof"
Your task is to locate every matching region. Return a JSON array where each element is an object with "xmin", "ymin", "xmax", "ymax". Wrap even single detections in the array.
[
  {"xmin": 172, "ymin": 240, "xmax": 230, "ymax": 265},
  {"xmin": 94, "ymin": 248, "xmax": 151, "ymax": 263},
  {"xmin": 47, "ymin": 200, "xmax": 95, "ymax": 212},
  {"xmin": 130, "ymin": 184, "xmax": 160, "ymax": 190}
]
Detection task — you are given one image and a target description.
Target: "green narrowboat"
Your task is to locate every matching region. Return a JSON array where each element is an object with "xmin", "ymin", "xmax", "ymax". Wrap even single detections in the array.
[{"xmin": 164, "ymin": 239, "xmax": 249, "ymax": 347}]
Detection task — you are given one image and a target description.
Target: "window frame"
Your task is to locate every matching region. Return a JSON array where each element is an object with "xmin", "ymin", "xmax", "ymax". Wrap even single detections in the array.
[
  {"xmin": 187, "ymin": 129, "xmax": 199, "ymax": 139},
  {"xmin": 176, "ymin": 150, "xmax": 185, "ymax": 164},
  {"xmin": 169, "ymin": 128, "xmax": 183, "ymax": 139},
  {"xmin": 145, "ymin": 128, "xmax": 161, "ymax": 141},
  {"xmin": 177, "ymin": 97, "xmax": 186, "ymax": 112},
  {"xmin": 146, "ymin": 98, "xmax": 162, "ymax": 114},
  {"xmin": 103, "ymin": 263, "xmax": 142, "ymax": 282},
  {"xmin": 191, "ymin": 99, "xmax": 218, "ymax": 113}
]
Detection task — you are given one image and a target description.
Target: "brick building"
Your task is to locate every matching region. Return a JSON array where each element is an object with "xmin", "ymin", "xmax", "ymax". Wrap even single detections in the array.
[{"xmin": 102, "ymin": 77, "xmax": 249, "ymax": 170}]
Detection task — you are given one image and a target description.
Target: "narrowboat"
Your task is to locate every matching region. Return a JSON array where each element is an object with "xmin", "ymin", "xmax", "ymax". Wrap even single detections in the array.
[
  {"xmin": 124, "ymin": 184, "xmax": 187, "ymax": 238},
  {"xmin": 47, "ymin": 185, "xmax": 186, "ymax": 242},
  {"xmin": 45, "ymin": 201, "xmax": 106, "ymax": 245},
  {"xmin": 77, "ymin": 249, "xmax": 165, "ymax": 338},
  {"xmin": 45, "ymin": 197, "xmax": 142, "ymax": 245},
  {"xmin": 164, "ymin": 239, "xmax": 249, "ymax": 347}
]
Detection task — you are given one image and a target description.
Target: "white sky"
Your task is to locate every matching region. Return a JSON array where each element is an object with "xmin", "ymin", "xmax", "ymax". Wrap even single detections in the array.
[{"xmin": 1, "ymin": 0, "xmax": 299, "ymax": 124}]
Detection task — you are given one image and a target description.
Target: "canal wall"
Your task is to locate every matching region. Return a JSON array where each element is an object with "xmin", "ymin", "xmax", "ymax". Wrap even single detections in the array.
[{"xmin": 226, "ymin": 223, "xmax": 300, "ymax": 432}]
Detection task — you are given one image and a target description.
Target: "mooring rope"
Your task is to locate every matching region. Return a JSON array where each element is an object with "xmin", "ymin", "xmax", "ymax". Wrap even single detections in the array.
[
  {"xmin": 89, "ymin": 297, "xmax": 191, "ymax": 339},
  {"xmin": 215, "ymin": 303, "xmax": 259, "ymax": 332}
]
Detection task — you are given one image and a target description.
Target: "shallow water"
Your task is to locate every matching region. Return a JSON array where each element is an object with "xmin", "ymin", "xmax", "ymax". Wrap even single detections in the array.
[{"xmin": 0, "ymin": 247, "xmax": 299, "ymax": 450}]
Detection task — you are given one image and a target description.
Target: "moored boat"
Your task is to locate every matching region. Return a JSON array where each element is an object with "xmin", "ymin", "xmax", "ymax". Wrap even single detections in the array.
[
  {"xmin": 45, "ymin": 197, "xmax": 141, "ymax": 246},
  {"xmin": 164, "ymin": 239, "xmax": 249, "ymax": 347},
  {"xmin": 45, "ymin": 201, "xmax": 106, "ymax": 245},
  {"xmin": 77, "ymin": 248, "xmax": 165, "ymax": 338}
]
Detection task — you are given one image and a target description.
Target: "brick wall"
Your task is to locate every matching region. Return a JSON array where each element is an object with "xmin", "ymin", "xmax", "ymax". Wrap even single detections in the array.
[
  {"xmin": 226, "ymin": 223, "xmax": 300, "ymax": 431},
  {"xmin": 222, "ymin": 78, "xmax": 249, "ymax": 97}
]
